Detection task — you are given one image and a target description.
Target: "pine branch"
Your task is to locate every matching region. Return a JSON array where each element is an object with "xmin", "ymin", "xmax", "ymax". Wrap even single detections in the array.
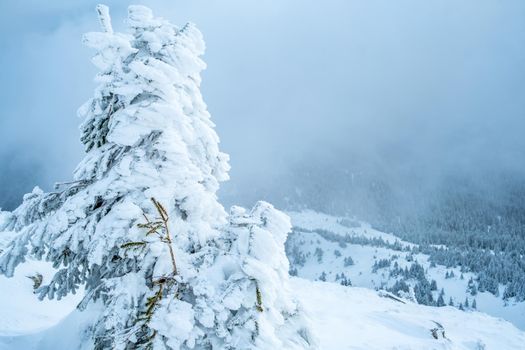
[
  {"xmin": 125, "ymin": 198, "xmax": 181, "ymax": 346},
  {"xmin": 256, "ymin": 285, "xmax": 264, "ymax": 312},
  {"xmin": 121, "ymin": 241, "xmax": 147, "ymax": 249},
  {"xmin": 149, "ymin": 197, "xmax": 177, "ymax": 276}
]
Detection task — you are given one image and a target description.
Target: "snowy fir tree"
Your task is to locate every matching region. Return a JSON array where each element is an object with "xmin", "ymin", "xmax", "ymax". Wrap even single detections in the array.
[
  {"xmin": 0, "ymin": 5, "xmax": 315, "ymax": 350},
  {"xmin": 436, "ymin": 289, "xmax": 445, "ymax": 307}
]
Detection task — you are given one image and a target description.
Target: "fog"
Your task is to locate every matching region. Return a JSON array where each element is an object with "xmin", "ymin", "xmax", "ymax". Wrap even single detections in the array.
[{"xmin": 1, "ymin": 1, "xmax": 525, "ymax": 227}]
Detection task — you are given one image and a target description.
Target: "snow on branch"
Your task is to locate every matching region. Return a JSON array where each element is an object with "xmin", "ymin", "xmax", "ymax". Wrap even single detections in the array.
[{"xmin": 96, "ymin": 4, "xmax": 113, "ymax": 33}]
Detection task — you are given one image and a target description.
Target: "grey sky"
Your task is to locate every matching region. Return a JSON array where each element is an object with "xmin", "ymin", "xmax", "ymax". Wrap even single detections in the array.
[{"xmin": 1, "ymin": 0, "xmax": 525, "ymax": 213}]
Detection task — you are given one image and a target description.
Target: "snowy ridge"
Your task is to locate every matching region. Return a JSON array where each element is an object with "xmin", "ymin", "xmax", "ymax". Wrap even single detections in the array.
[{"xmin": 290, "ymin": 210, "xmax": 415, "ymax": 247}]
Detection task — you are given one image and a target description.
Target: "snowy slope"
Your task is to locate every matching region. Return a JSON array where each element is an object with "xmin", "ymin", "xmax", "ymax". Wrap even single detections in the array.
[
  {"xmin": 0, "ymin": 229, "xmax": 82, "ymax": 337},
  {"xmin": 286, "ymin": 210, "xmax": 525, "ymax": 330},
  {"xmin": 2, "ymin": 212, "xmax": 525, "ymax": 349},
  {"xmin": 1, "ymin": 265, "xmax": 525, "ymax": 350},
  {"xmin": 293, "ymin": 278, "xmax": 525, "ymax": 350}
]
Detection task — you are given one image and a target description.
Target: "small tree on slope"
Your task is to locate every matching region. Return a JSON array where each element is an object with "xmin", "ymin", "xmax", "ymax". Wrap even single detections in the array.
[{"xmin": 0, "ymin": 5, "xmax": 315, "ymax": 349}]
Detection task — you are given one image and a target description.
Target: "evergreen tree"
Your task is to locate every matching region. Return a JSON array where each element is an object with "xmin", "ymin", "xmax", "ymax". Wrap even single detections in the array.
[
  {"xmin": 318, "ymin": 271, "xmax": 327, "ymax": 281},
  {"xmin": 221, "ymin": 204, "xmax": 316, "ymax": 349},
  {"xmin": 448, "ymin": 297, "xmax": 454, "ymax": 306},
  {"xmin": 0, "ymin": 5, "xmax": 315, "ymax": 349},
  {"xmin": 430, "ymin": 279, "xmax": 438, "ymax": 291},
  {"xmin": 343, "ymin": 256, "xmax": 354, "ymax": 267},
  {"xmin": 436, "ymin": 288, "xmax": 445, "ymax": 307},
  {"xmin": 339, "ymin": 273, "xmax": 351, "ymax": 286},
  {"xmin": 314, "ymin": 247, "xmax": 324, "ymax": 263},
  {"xmin": 436, "ymin": 294, "xmax": 445, "ymax": 307},
  {"xmin": 472, "ymin": 298, "xmax": 477, "ymax": 309},
  {"xmin": 467, "ymin": 277, "xmax": 478, "ymax": 296},
  {"xmin": 414, "ymin": 278, "xmax": 434, "ymax": 306}
]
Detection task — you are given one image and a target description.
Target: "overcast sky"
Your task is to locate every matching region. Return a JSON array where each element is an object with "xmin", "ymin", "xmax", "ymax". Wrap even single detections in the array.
[{"xmin": 1, "ymin": 0, "xmax": 525, "ymax": 212}]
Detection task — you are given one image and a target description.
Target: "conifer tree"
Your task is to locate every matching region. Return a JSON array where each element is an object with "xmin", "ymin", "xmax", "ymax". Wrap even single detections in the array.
[
  {"xmin": 0, "ymin": 5, "xmax": 315, "ymax": 349},
  {"xmin": 436, "ymin": 289, "xmax": 445, "ymax": 307}
]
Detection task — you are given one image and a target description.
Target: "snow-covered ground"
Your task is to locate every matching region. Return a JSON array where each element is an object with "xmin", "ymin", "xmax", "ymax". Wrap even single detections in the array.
[
  {"xmin": 286, "ymin": 210, "xmax": 525, "ymax": 331},
  {"xmin": 1, "ymin": 260, "xmax": 524, "ymax": 350},
  {"xmin": 0, "ymin": 260, "xmax": 82, "ymax": 336},
  {"xmin": 293, "ymin": 278, "xmax": 525, "ymax": 350},
  {"xmin": 2, "ymin": 210, "xmax": 525, "ymax": 349}
]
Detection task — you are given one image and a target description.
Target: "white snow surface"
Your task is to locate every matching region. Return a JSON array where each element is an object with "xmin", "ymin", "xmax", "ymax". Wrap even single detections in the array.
[
  {"xmin": 293, "ymin": 278, "xmax": 525, "ymax": 350},
  {"xmin": 2, "ymin": 229, "xmax": 525, "ymax": 349}
]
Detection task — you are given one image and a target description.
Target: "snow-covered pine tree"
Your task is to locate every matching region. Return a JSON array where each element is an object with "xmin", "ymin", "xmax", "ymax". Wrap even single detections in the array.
[
  {"xmin": 212, "ymin": 203, "xmax": 316, "ymax": 349},
  {"xmin": 0, "ymin": 5, "xmax": 314, "ymax": 349}
]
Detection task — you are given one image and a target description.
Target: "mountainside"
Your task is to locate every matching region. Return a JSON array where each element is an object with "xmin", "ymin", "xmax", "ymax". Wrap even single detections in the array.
[
  {"xmin": 1, "ymin": 4, "xmax": 524, "ymax": 349},
  {"xmin": 293, "ymin": 278, "xmax": 525, "ymax": 350},
  {"xmin": 286, "ymin": 210, "xmax": 525, "ymax": 330},
  {"xmin": 2, "ymin": 214, "xmax": 525, "ymax": 349}
]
